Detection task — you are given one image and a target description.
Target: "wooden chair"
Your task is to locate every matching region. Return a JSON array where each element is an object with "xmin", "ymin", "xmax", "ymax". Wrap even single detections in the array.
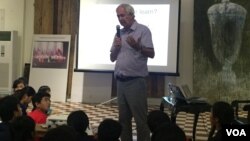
[
  {"xmin": 243, "ymin": 104, "xmax": 250, "ymax": 123},
  {"xmin": 231, "ymin": 100, "xmax": 250, "ymax": 124}
]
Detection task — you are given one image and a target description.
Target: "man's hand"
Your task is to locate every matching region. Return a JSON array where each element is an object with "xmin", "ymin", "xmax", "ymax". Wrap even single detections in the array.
[
  {"xmin": 126, "ymin": 36, "xmax": 141, "ymax": 51},
  {"xmin": 114, "ymin": 36, "xmax": 122, "ymax": 48},
  {"xmin": 110, "ymin": 36, "xmax": 122, "ymax": 62}
]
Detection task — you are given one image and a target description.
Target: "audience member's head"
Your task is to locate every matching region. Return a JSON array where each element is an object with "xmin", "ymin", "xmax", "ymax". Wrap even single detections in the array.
[
  {"xmin": 41, "ymin": 125, "xmax": 77, "ymax": 141},
  {"xmin": 0, "ymin": 95, "xmax": 22, "ymax": 122},
  {"xmin": 151, "ymin": 122, "xmax": 186, "ymax": 141},
  {"xmin": 97, "ymin": 119, "xmax": 122, "ymax": 141},
  {"xmin": 67, "ymin": 110, "xmax": 89, "ymax": 133},
  {"xmin": 14, "ymin": 85, "xmax": 35, "ymax": 100},
  {"xmin": 38, "ymin": 85, "xmax": 51, "ymax": 94},
  {"xmin": 13, "ymin": 88, "xmax": 29, "ymax": 104},
  {"xmin": 147, "ymin": 110, "xmax": 171, "ymax": 133},
  {"xmin": 31, "ymin": 92, "xmax": 51, "ymax": 113},
  {"xmin": 17, "ymin": 77, "xmax": 28, "ymax": 85},
  {"xmin": 11, "ymin": 115, "xmax": 35, "ymax": 141},
  {"xmin": 12, "ymin": 77, "xmax": 27, "ymax": 92},
  {"xmin": 12, "ymin": 86, "xmax": 36, "ymax": 115},
  {"xmin": 210, "ymin": 101, "xmax": 235, "ymax": 128},
  {"xmin": 26, "ymin": 86, "xmax": 36, "ymax": 102}
]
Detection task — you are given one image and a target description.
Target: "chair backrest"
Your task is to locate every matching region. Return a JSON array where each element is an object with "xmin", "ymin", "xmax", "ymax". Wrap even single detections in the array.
[{"xmin": 231, "ymin": 100, "xmax": 250, "ymax": 124}]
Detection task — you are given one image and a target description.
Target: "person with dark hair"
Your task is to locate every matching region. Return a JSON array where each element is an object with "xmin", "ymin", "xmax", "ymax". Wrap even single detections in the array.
[
  {"xmin": 110, "ymin": 3, "xmax": 155, "ymax": 141},
  {"xmin": 0, "ymin": 95, "xmax": 22, "ymax": 122},
  {"xmin": 27, "ymin": 86, "xmax": 36, "ymax": 100},
  {"xmin": 41, "ymin": 125, "xmax": 77, "ymax": 141},
  {"xmin": 38, "ymin": 85, "xmax": 51, "ymax": 94},
  {"xmin": 28, "ymin": 92, "xmax": 51, "ymax": 124},
  {"xmin": 151, "ymin": 122, "xmax": 186, "ymax": 141},
  {"xmin": 147, "ymin": 110, "xmax": 171, "ymax": 133},
  {"xmin": 97, "ymin": 119, "xmax": 122, "ymax": 141},
  {"xmin": 37, "ymin": 86, "xmax": 52, "ymax": 115},
  {"xmin": 12, "ymin": 77, "xmax": 27, "ymax": 92},
  {"xmin": 13, "ymin": 86, "xmax": 36, "ymax": 115},
  {"xmin": 0, "ymin": 95, "xmax": 22, "ymax": 141},
  {"xmin": 67, "ymin": 110, "xmax": 95, "ymax": 141},
  {"xmin": 208, "ymin": 101, "xmax": 241, "ymax": 141},
  {"xmin": 10, "ymin": 115, "xmax": 36, "ymax": 141}
]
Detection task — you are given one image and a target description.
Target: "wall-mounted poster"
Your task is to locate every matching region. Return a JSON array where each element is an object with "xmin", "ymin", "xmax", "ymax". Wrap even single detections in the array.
[
  {"xmin": 29, "ymin": 34, "xmax": 71, "ymax": 102},
  {"xmin": 31, "ymin": 35, "xmax": 70, "ymax": 69}
]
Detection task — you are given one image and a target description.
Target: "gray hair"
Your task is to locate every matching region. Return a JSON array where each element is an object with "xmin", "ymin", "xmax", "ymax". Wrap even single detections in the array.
[{"xmin": 117, "ymin": 4, "xmax": 135, "ymax": 17}]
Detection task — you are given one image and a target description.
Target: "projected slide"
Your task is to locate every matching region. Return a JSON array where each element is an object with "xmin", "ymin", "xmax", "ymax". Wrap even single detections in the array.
[{"xmin": 77, "ymin": 0, "xmax": 180, "ymax": 74}]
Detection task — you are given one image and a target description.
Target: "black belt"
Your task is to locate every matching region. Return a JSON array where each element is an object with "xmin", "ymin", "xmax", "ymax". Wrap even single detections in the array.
[{"xmin": 116, "ymin": 75, "xmax": 142, "ymax": 82}]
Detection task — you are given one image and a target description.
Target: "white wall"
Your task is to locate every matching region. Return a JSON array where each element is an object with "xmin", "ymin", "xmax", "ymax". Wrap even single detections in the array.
[
  {"xmin": 19, "ymin": 0, "xmax": 193, "ymax": 104},
  {"xmin": 176, "ymin": 0, "xmax": 193, "ymax": 90},
  {"xmin": 0, "ymin": 0, "xmax": 26, "ymax": 77},
  {"xmin": 0, "ymin": 0, "xmax": 34, "ymax": 76},
  {"xmin": 23, "ymin": 0, "xmax": 35, "ymax": 64}
]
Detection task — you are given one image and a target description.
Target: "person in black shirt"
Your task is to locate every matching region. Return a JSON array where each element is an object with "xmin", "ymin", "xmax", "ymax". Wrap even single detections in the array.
[
  {"xmin": 208, "ymin": 101, "xmax": 242, "ymax": 141},
  {"xmin": 67, "ymin": 110, "xmax": 96, "ymax": 141}
]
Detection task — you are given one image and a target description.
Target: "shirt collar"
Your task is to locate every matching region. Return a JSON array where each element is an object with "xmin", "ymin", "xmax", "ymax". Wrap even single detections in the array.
[{"xmin": 122, "ymin": 21, "xmax": 137, "ymax": 33}]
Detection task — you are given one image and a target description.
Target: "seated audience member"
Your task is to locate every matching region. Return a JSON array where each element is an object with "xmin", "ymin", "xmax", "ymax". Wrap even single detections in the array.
[
  {"xmin": 41, "ymin": 125, "xmax": 77, "ymax": 141},
  {"xmin": 12, "ymin": 77, "xmax": 28, "ymax": 92},
  {"xmin": 28, "ymin": 92, "xmax": 51, "ymax": 124},
  {"xmin": 26, "ymin": 86, "xmax": 36, "ymax": 103},
  {"xmin": 38, "ymin": 85, "xmax": 51, "ymax": 94},
  {"xmin": 208, "ymin": 101, "xmax": 241, "ymax": 141},
  {"xmin": 10, "ymin": 115, "xmax": 35, "ymax": 141},
  {"xmin": 97, "ymin": 119, "xmax": 122, "ymax": 141},
  {"xmin": 13, "ymin": 86, "xmax": 36, "ymax": 115},
  {"xmin": 0, "ymin": 95, "xmax": 22, "ymax": 141},
  {"xmin": 0, "ymin": 95, "xmax": 22, "ymax": 122},
  {"xmin": 67, "ymin": 110, "xmax": 96, "ymax": 141},
  {"xmin": 147, "ymin": 110, "xmax": 171, "ymax": 133},
  {"xmin": 151, "ymin": 122, "xmax": 186, "ymax": 141},
  {"xmin": 37, "ymin": 86, "xmax": 52, "ymax": 115}
]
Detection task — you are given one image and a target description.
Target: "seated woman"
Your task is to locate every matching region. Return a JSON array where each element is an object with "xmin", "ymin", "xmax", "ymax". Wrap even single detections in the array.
[
  {"xmin": 208, "ymin": 101, "xmax": 242, "ymax": 141},
  {"xmin": 67, "ymin": 110, "xmax": 96, "ymax": 141}
]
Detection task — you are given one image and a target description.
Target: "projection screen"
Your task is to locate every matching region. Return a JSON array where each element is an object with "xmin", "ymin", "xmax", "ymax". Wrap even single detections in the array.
[{"xmin": 75, "ymin": 0, "xmax": 180, "ymax": 75}]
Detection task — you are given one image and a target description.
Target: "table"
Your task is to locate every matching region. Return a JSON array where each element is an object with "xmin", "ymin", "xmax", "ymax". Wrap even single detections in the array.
[
  {"xmin": 34, "ymin": 114, "xmax": 69, "ymax": 138},
  {"xmin": 35, "ymin": 124, "xmax": 47, "ymax": 137},
  {"xmin": 35, "ymin": 114, "xmax": 94, "ymax": 137},
  {"xmin": 160, "ymin": 96, "xmax": 211, "ymax": 141}
]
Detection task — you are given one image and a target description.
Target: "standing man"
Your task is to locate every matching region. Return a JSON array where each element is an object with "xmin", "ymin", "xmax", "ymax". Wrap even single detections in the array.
[{"xmin": 110, "ymin": 4, "xmax": 155, "ymax": 141}]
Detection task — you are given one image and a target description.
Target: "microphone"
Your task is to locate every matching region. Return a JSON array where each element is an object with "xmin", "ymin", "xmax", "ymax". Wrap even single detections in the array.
[{"xmin": 116, "ymin": 25, "xmax": 120, "ymax": 38}]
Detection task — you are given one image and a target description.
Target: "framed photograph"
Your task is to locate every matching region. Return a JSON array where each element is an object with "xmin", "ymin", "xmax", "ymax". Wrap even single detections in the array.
[{"xmin": 31, "ymin": 35, "xmax": 70, "ymax": 69}]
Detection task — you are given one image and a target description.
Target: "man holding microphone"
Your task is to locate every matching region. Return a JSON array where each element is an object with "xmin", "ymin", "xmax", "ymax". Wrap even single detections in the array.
[{"xmin": 110, "ymin": 3, "xmax": 155, "ymax": 141}]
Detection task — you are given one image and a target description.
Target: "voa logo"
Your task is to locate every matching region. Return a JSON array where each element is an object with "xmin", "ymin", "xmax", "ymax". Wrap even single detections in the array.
[{"xmin": 226, "ymin": 129, "xmax": 246, "ymax": 136}]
